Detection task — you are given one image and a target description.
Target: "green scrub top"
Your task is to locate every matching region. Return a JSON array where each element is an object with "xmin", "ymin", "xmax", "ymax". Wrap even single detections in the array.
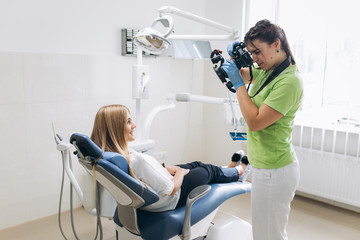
[{"xmin": 247, "ymin": 64, "xmax": 303, "ymax": 169}]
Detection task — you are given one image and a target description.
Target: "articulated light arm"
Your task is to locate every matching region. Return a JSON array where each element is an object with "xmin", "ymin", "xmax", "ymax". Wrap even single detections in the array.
[
  {"xmin": 158, "ymin": 6, "xmax": 239, "ymax": 41},
  {"xmin": 133, "ymin": 5, "xmax": 240, "ymax": 53},
  {"xmin": 133, "ymin": 6, "xmax": 241, "ymax": 141}
]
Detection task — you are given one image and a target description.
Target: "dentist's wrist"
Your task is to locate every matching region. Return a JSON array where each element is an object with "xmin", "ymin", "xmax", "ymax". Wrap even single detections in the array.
[{"xmin": 232, "ymin": 81, "xmax": 245, "ymax": 90}]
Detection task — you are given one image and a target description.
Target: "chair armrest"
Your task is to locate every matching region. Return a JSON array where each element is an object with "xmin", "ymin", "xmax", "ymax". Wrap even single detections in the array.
[{"xmin": 182, "ymin": 185, "xmax": 211, "ymax": 240}]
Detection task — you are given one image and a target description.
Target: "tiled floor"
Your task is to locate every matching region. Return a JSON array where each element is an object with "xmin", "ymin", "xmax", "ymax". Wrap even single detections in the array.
[{"xmin": 1, "ymin": 194, "xmax": 359, "ymax": 240}]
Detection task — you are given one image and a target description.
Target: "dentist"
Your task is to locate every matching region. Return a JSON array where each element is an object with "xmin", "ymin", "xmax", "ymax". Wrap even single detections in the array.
[{"xmin": 222, "ymin": 19, "xmax": 303, "ymax": 240}]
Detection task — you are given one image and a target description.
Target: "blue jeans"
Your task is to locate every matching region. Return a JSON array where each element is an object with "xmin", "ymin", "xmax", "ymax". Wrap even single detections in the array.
[{"xmin": 175, "ymin": 161, "xmax": 239, "ymax": 207}]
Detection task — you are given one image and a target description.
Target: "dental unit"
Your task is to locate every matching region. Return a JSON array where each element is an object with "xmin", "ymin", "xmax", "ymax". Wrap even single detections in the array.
[
  {"xmin": 55, "ymin": 5, "xmax": 252, "ymax": 240},
  {"xmin": 132, "ymin": 6, "xmax": 246, "ymax": 143}
]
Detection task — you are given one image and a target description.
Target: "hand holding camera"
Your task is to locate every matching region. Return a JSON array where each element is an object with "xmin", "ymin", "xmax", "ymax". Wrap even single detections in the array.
[
  {"xmin": 211, "ymin": 41, "xmax": 253, "ymax": 93},
  {"xmin": 227, "ymin": 41, "xmax": 241, "ymax": 58},
  {"xmin": 221, "ymin": 60, "xmax": 245, "ymax": 90}
]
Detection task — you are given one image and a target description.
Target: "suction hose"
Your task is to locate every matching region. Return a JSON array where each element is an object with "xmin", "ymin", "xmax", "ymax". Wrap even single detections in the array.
[{"xmin": 56, "ymin": 135, "xmax": 103, "ymax": 240}]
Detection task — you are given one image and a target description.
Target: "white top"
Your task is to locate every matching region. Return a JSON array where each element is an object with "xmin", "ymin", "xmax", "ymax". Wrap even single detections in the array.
[{"xmin": 129, "ymin": 150, "xmax": 181, "ymax": 212}]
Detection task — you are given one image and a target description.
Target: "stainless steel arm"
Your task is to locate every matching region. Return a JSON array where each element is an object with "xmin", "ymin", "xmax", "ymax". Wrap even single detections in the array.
[{"xmin": 181, "ymin": 185, "xmax": 212, "ymax": 240}]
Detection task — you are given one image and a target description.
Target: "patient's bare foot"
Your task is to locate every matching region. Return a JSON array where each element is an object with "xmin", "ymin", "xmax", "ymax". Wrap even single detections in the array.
[
  {"xmin": 235, "ymin": 163, "xmax": 247, "ymax": 176},
  {"xmin": 228, "ymin": 161, "xmax": 237, "ymax": 168}
]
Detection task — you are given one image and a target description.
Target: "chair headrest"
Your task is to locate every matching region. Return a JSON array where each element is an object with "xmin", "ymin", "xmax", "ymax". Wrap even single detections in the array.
[
  {"xmin": 70, "ymin": 133, "xmax": 159, "ymax": 208},
  {"xmin": 70, "ymin": 133, "xmax": 129, "ymax": 173},
  {"xmin": 70, "ymin": 133, "xmax": 103, "ymax": 160}
]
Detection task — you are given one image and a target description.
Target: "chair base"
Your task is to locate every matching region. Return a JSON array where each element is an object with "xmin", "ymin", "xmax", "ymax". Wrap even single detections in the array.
[
  {"xmin": 115, "ymin": 208, "xmax": 218, "ymax": 240},
  {"xmin": 115, "ymin": 209, "xmax": 252, "ymax": 240},
  {"xmin": 169, "ymin": 208, "xmax": 219, "ymax": 240},
  {"xmin": 206, "ymin": 211, "xmax": 252, "ymax": 240}
]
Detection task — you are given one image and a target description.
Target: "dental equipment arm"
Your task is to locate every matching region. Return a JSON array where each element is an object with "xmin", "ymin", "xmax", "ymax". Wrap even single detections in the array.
[
  {"xmin": 141, "ymin": 93, "xmax": 240, "ymax": 141},
  {"xmin": 141, "ymin": 93, "xmax": 228, "ymax": 141},
  {"xmin": 133, "ymin": 5, "xmax": 239, "ymax": 53},
  {"xmin": 158, "ymin": 6, "xmax": 239, "ymax": 41},
  {"xmin": 168, "ymin": 93, "xmax": 226, "ymax": 105},
  {"xmin": 166, "ymin": 93, "xmax": 246, "ymax": 141},
  {"xmin": 56, "ymin": 140, "xmax": 85, "ymax": 205},
  {"xmin": 55, "ymin": 132, "xmax": 117, "ymax": 218},
  {"xmin": 140, "ymin": 92, "xmax": 245, "ymax": 152},
  {"xmin": 133, "ymin": 5, "xmax": 241, "ymax": 143},
  {"xmin": 142, "ymin": 102, "xmax": 176, "ymax": 141}
]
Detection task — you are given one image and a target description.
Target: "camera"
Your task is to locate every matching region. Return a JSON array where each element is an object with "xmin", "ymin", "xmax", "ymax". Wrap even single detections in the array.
[{"xmin": 210, "ymin": 42, "xmax": 253, "ymax": 93}]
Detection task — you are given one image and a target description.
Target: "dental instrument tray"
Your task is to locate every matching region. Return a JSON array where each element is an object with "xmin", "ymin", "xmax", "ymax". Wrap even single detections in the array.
[{"xmin": 230, "ymin": 132, "xmax": 247, "ymax": 141}]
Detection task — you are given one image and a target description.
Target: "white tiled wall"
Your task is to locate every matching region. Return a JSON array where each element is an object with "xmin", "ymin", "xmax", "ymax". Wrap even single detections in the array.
[
  {"xmin": 0, "ymin": 51, "xmax": 203, "ymax": 230},
  {"xmin": 0, "ymin": 52, "xmax": 250, "ymax": 232},
  {"xmin": 0, "ymin": 54, "xmax": 248, "ymax": 231},
  {"xmin": 0, "ymin": 0, "xmax": 246, "ymax": 230}
]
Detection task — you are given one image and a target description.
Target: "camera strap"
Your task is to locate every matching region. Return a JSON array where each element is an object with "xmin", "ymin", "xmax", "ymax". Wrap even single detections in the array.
[{"xmin": 249, "ymin": 56, "xmax": 291, "ymax": 98}]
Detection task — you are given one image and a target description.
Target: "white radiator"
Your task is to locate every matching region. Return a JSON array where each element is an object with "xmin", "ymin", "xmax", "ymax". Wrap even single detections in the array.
[{"xmin": 292, "ymin": 124, "xmax": 360, "ymax": 212}]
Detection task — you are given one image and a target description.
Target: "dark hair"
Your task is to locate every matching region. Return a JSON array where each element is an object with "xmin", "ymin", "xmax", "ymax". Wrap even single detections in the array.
[{"xmin": 244, "ymin": 19, "xmax": 295, "ymax": 64}]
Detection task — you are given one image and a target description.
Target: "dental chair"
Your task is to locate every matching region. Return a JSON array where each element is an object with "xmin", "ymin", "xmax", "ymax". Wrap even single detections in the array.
[{"xmin": 70, "ymin": 133, "xmax": 252, "ymax": 240}]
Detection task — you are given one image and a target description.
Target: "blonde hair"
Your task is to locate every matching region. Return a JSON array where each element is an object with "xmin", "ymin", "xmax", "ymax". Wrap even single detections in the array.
[{"xmin": 90, "ymin": 104, "xmax": 137, "ymax": 179}]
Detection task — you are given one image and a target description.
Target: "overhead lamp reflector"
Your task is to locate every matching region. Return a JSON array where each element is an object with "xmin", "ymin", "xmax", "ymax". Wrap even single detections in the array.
[{"xmin": 133, "ymin": 15, "xmax": 173, "ymax": 55}]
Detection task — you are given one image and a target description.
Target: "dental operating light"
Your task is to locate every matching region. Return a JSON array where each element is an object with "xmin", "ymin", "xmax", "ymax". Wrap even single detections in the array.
[
  {"xmin": 132, "ymin": 6, "xmax": 242, "ymax": 142},
  {"xmin": 133, "ymin": 6, "xmax": 240, "ymax": 54},
  {"xmin": 133, "ymin": 15, "xmax": 173, "ymax": 55}
]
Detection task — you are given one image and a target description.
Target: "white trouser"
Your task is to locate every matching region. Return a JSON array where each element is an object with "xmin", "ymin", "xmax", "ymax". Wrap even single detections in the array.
[{"xmin": 251, "ymin": 159, "xmax": 300, "ymax": 240}]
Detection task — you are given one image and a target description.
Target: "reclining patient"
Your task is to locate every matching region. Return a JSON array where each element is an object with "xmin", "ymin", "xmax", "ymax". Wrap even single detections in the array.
[{"xmin": 90, "ymin": 104, "xmax": 251, "ymax": 212}]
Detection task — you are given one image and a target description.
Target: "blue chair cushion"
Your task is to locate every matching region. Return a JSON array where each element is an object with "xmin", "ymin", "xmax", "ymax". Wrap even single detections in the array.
[
  {"xmin": 70, "ymin": 133, "xmax": 251, "ymax": 239},
  {"xmin": 114, "ymin": 182, "xmax": 251, "ymax": 240},
  {"xmin": 70, "ymin": 133, "xmax": 103, "ymax": 161},
  {"xmin": 97, "ymin": 157, "xmax": 159, "ymax": 207},
  {"xmin": 70, "ymin": 133, "xmax": 159, "ymax": 207}
]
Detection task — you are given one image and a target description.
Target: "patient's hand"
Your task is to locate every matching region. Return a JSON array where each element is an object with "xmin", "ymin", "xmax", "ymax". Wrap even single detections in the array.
[
  {"xmin": 165, "ymin": 165, "xmax": 181, "ymax": 175},
  {"xmin": 176, "ymin": 168, "xmax": 190, "ymax": 176},
  {"xmin": 171, "ymin": 168, "xmax": 190, "ymax": 196}
]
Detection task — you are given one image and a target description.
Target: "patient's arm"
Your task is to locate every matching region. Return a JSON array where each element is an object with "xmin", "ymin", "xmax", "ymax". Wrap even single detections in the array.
[
  {"xmin": 170, "ymin": 168, "xmax": 190, "ymax": 196},
  {"xmin": 165, "ymin": 165, "xmax": 181, "ymax": 175}
]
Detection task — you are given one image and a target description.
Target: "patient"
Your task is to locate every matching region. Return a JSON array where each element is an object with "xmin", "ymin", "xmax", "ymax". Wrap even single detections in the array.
[{"xmin": 90, "ymin": 104, "xmax": 251, "ymax": 212}]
